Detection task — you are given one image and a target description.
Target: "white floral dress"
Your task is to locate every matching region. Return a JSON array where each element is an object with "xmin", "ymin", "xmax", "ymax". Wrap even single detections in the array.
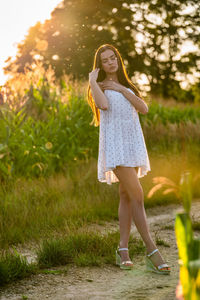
[{"xmin": 97, "ymin": 88, "xmax": 151, "ymax": 185}]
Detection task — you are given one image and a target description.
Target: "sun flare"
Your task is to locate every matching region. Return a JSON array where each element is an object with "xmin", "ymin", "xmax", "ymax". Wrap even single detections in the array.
[{"xmin": 0, "ymin": 0, "xmax": 61, "ymax": 85}]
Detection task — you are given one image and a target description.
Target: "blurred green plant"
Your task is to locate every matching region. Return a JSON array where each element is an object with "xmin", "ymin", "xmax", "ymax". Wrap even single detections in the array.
[
  {"xmin": 148, "ymin": 171, "xmax": 200, "ymax": 298},
  {"xmin": 147, "ymin": 172, "xmax": 200, "ymax": 202},
  {"xmin": 191, "ymin": 81, "xmax": 200, "ymax": 105},
  {"xmin": 174, "ymin": 172, "xmax": 200, "ymax": 299},
  {"xmin": 140, "ymin": 101, "xmax": 200, "ymax": 126}
]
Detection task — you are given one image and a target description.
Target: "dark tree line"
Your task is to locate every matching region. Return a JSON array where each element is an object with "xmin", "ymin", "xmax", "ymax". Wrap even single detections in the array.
[{"xmin": 4, "ymin": 0, "xmax": 200, "ymax": 100}]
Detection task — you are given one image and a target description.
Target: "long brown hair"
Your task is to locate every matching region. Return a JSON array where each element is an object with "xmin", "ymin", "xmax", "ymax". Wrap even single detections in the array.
[{"xmin": 87, "ymin": 43, "xmax": 142, "ymax": 127}]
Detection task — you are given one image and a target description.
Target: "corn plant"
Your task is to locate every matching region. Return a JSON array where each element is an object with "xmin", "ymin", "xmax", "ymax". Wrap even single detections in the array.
[
  {"xmin": 148, "ymin": 172, "xmax": 200, "ymax": 298},
  {"xmin": 0, "ymin": 78, "xmax": 98, "ymax": 180},
  {"xmin": 140, "ymin": 101, "xmax": 200, "ymax": 126},
  {"xmin": 1, "ymin": 61, "xmax": 200, "ymax": 181},
  {"xmin": 175, "ymin": 172, "xmax": 200, "ymax": 299}
]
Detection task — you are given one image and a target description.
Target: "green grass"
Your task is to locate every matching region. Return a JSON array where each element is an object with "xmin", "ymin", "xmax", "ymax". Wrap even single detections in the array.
[
  {"xmin": 0, "ymin": 146, "xmax": 200, "ymax": 249},
  {"xmin": 162, "ymin": 224, "xmax": 174, "ymax": 230},
  {"xmin": 0, "ymin": 231, "xmax": 145, "ymax": 287},
  {"xmin": 0, "ymin": 165, "xmax": 119, "ymax": 248},
  {"xmin": 155, "ymin": 238, "xmax": 171, "ymax": 248},
  {"xmin": 154, "ymin": 230, "xmax": 171, "ymax": 247},
  {"xmin": 36, "ymin": 231, "xmax": 145, "ymax": 268},
  {"xmin": 0, "ymin": 248, "xmax": 38, "ymax": 286}
]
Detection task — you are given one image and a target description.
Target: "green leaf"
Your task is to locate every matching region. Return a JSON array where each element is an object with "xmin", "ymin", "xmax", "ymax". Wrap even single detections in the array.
[
  {"xmin": 175, "ymin": 213, "xmax": 193, "ymax": 266},
  {"xmin": 189, "ymin": 259, "xmax": 200, "ymax": 274},
  {"xmin": 179, "ymin": 172, "xmax": 192, "ymax": 214},
  {"xmin": 180, "ymin": 265, "xmax": 192, "ymax": 300},
  {"xmin": 192, "ymin": 238, "xmax": 200, "ymax": 261}
]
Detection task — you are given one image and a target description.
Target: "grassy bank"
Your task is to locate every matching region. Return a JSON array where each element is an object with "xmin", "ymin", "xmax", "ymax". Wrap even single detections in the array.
[
  {"xmin": 0, "ymin": 231, "xmax": 145, "ymax": 286},
  {"xmin": 0, "ymin": 146, "xmax": 200, "ymax": 250}
]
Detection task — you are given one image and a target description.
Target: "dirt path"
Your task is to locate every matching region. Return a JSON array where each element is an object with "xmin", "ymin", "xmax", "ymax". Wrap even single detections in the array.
[{"xmin": 1, "ymin": 201, "xmax": 200, "ymax": 300}]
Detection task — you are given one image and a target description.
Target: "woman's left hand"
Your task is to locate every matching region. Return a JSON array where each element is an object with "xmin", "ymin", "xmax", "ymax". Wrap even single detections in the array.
[{"xmin": 99, "ymin": 80, "xmax": 124, "ymax": 93}]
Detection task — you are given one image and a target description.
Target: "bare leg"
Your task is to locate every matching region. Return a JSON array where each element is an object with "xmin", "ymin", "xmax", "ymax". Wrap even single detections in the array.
[
  {"xmin": 118, "ymin": 182, "xmax": 133, "ymax": 262},
  {"xmin": 113, "ymin": 166, "xmax": 169, "ymax": 269}
]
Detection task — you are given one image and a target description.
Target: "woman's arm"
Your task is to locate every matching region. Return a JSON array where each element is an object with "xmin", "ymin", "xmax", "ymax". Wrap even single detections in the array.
[
  {"xmin": 89, "ymin": 80, "xmax": 109, "ymax": 110},
  {"xmin": 120, "ymin": 86, "xmax": 148, "ymax": 114},
  {"xmin": 99, "ymin": 80, "xmax": 148, "ymax": 114}
]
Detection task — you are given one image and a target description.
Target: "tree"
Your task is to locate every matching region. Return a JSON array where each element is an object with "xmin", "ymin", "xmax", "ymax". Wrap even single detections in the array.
[{"xmin": 4, "ymin": 0, "xmax": 200, "ymax": 99}]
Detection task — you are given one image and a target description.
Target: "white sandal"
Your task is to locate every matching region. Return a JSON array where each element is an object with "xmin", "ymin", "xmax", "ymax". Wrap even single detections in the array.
[
  {"xmin": 116, "ymin": 246, "xmax": 134, "ymax": 270},
  {"xmin": 146, "ymin": 248, "xmax": 171, "ymax": 275}
]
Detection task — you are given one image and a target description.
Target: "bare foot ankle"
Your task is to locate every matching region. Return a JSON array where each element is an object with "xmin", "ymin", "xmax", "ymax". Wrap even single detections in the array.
[
  {"xmin": 147, "ymin": 249, "xmax": 168, "ymax": 268},
  {"xmin": 118, "ymin": 247, "xmax": 132, "ymax": 262}
]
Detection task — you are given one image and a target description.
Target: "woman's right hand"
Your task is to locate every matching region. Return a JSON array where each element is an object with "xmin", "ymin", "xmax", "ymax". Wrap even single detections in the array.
[{"xmin": 89, "ymin": 68, "xmax": 100, "ymax": 83}]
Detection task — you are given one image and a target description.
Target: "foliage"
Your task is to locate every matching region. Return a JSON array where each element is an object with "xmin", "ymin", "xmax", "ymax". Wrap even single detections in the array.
[
  {"xmin": 175, "ymin": 172, "xmax": 200, "ymax": 299},
  {"xmin": 0, "ymin": 72, "xmax": 200, "ymax": 182},
  {"xmin": 36, "ymin": 231, "xmax": 145, "ymax": 268},
  {"xmin": 147, "ymin": 172, "xmax": 200, "ymax": 201},
  {"xmin": 0, "ymin": 231, "xmax": 145, "ymax": 286},
  {"xmin": 0, "ymin": 63, "xmax": 200, "ymax": 181},
  {"xmin": 140, "ymin": 100, "xmax": 200, "ymax": 126},
  {"xmin": 3, "ymin": 0, "xmax": 200, "ymax": 100},
  {"xmin": 0, "ymin": 248, "xmax": 37, "ymax": 285},
  {"xmin": 0, "ymin": 75, "xmax": 98, "ymax": 181},
  {"xmin": 191, "ymin": 81, "xmax": 200, "ymax": 105}
]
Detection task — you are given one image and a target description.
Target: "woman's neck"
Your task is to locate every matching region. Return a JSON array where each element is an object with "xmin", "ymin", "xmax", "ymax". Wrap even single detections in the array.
[{"xmin": 105, "ymin": 73, "xmax": 119, "ymax": 82}]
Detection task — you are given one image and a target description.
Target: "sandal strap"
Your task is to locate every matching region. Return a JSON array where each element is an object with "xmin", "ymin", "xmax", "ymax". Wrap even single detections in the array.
[
  {"xmin": 146, "ymin": 248, "xmax": 158, "ymax": 257},
  {"xmin": 121, "ymin": 260, "xmax": 133, "ymax": 265},
  {"xmin": 158, "ymin": 263, "xmax": 170, "ymax": 270},
  {"xmin": 118, "ymin": 247, "xmax": 129, "ymax": 251}
]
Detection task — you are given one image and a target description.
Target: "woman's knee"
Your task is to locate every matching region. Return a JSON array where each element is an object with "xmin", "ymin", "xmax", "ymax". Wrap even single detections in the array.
[
  {"xmin": 133, "ymin": 185, "xmax": 144, "ymax": 204},
  {"xmin": 119, "ymin": 182, "xmax": 130, "ymax": 201},
  {"xmin": 114, "ymin": 166, "xmax": 138, "ymax": 186},
  {"xmin": 121, "ymin": 185, "xmax": 144, "ymax": 205},
  {"xmin": 119, "ymin": 182, "xmax": 127, "ymax": 195},
  {"xmin": 119, "ymin": 177, "xmax": 144, "ymax": 203}
]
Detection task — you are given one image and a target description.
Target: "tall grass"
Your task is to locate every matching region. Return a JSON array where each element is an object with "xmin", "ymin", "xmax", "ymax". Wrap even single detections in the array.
[
  {"xmin": 36, "ymin": 231, "xmax": 145, "ymax": 268},
  {"xmin": 0, "ymin": 160, "xmax": 118, "ymax": 248},
  {"xmin": 0, "ymin": 152, "xmax": 200, "ymax": 249},
  {"xmin": 0, "ymin": 249, "xmax": 37, "ymax": 285},
  {"xmin": 0, "ymin": 231, "xmax": 145, "ymax": 287}
]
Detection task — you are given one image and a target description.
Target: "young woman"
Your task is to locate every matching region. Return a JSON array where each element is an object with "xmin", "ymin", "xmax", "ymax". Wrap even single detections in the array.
[{"xmin": 87, "ymin": 44, "xmax": 171, "ymax": 274}]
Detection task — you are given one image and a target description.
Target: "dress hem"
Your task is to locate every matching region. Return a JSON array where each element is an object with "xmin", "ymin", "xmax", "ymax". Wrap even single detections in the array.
[{"xmin": 98, "ymin": 165, "xmax": 151, "ymax": 185}]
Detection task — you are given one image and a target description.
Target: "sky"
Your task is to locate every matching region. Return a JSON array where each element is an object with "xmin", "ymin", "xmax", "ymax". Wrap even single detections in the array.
[
  {"xmin": 0, "ymin": 1, "xmax": 199, "ymax": 87},
  {"xmin": 0, "ymin": 0, "xmax": 61, "ymax": 85}
]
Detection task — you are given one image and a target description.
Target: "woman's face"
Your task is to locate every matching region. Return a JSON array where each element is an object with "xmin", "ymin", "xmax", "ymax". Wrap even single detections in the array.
[{"xmin": 100, "ymin": 49, "xmax": 118, "ymax": 74}]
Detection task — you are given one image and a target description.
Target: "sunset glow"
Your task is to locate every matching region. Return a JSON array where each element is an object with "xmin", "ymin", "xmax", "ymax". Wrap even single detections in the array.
[
  {"xmin": 0, "ymin": 0, "xmax": 61, "ymax": 85},
  {"xmin": 0, "ymin": 1, "xmax": 199, "ymax": 87}
]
